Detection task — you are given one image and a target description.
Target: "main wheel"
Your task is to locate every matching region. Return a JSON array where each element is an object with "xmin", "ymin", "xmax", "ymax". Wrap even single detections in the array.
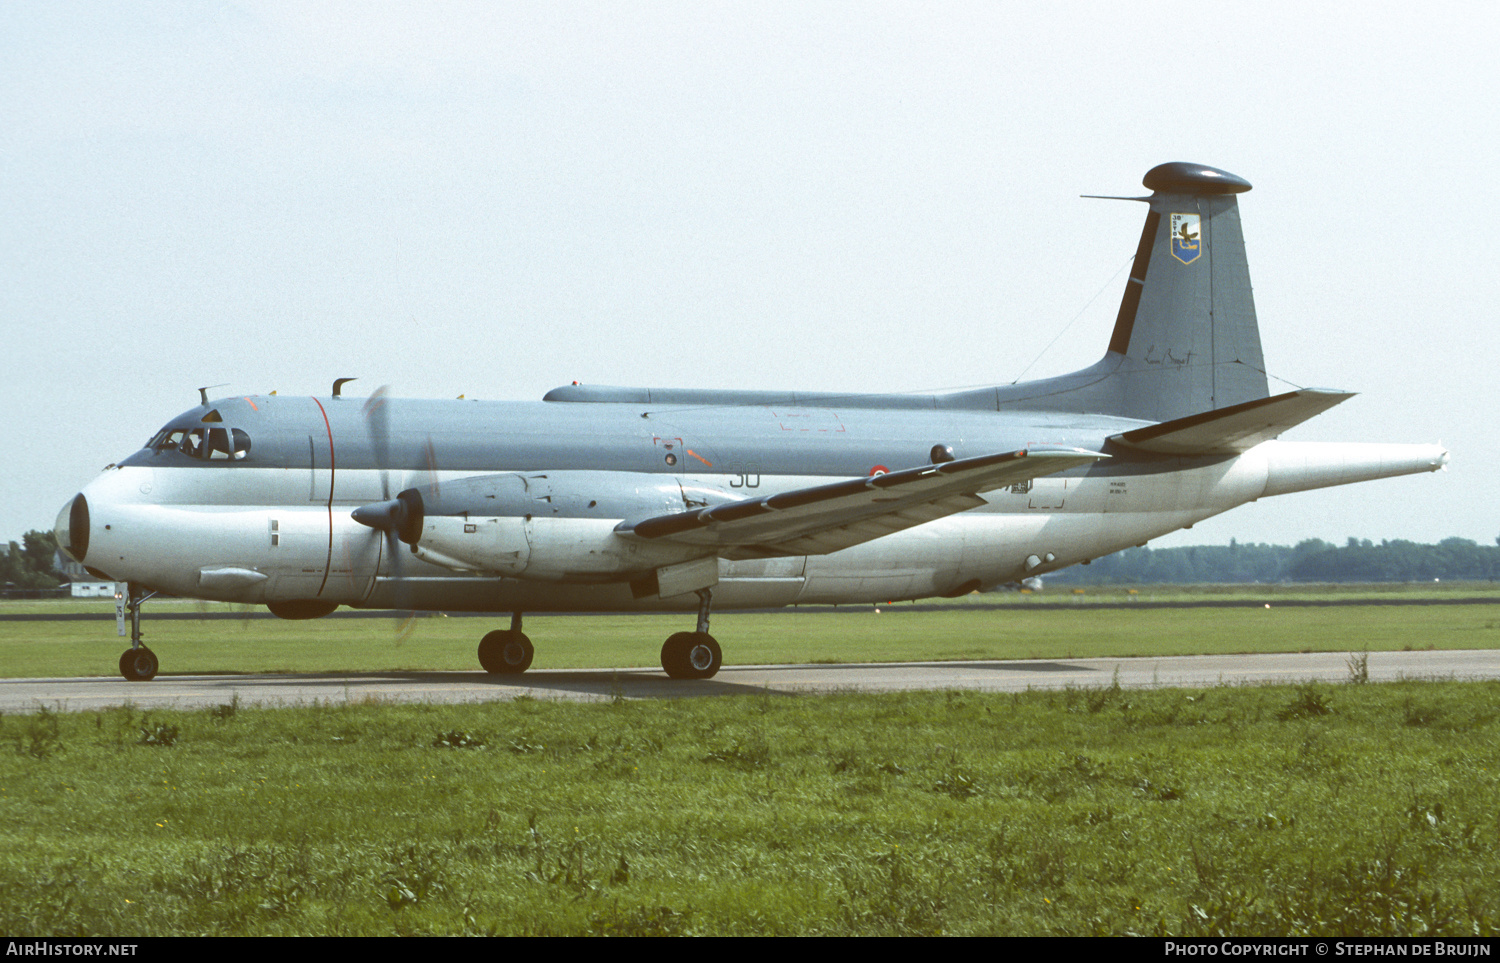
[
  {"xmin": 119, "ymin": 646, "xmax": 159, "ymax": 682},
  {"xmin": 478, "ymin": 630, "xmax": 534, "ymax": 674},
  {"xmin": 661, "ymin": 631, "xmax": 722, "ymax": 680}
]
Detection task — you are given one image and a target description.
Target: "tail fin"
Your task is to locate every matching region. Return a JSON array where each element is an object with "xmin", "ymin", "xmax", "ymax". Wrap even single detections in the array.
[{"xmin": 993, "ymin": 162, "xmax": 1271, "ymax": 422}]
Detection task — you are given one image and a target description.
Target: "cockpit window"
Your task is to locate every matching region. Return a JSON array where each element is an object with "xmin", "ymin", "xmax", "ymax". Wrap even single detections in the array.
[
  {"xmin": 209, "ymin": 428, "xmax": 251, "ymax": 460},
  {"xmin": 148, "ymin": 425, "xmax": 251, "ymax": 461}
]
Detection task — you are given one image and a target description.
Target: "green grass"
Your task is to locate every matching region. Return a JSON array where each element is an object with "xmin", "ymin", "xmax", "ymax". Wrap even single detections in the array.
[
  {"xmin": 3, "ymin": 583, "xmax": 1499, "ymax": 679},
  {"xmin": 2, "ymin": 682, "xmax": 1497, "ymax": 935}
]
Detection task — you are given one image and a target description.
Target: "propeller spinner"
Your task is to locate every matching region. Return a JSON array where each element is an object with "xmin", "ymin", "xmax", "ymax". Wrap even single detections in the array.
[{"xmin": 351, "ymin": 489, "xmax": 425, "ymax": 544}]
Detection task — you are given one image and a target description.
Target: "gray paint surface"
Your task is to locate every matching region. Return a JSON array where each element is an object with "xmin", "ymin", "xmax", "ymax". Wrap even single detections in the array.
[{"xmin": 53, "ymin": 165, "xmax": 1449, "ymax": 680}]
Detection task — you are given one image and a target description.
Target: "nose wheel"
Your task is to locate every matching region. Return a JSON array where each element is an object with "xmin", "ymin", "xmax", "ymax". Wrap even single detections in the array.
[{"xmin": 119, "ymin": 646, "xmax": 159, "ymax": 682}]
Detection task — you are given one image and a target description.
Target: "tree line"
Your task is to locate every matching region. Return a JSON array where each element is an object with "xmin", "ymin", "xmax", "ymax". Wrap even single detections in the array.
[
  {"xmin": 1048, "ymin": 537, "xmax": 1500, "ymax": 584},
  {"xmin": 1, "ymin": 530, "xmax": 62, "ymax": 590}
]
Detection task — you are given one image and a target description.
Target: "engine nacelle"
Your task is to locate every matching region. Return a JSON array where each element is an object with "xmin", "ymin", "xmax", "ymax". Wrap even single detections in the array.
[
  {"xmin": 414, "ymin": 515, "xmax": 530, "ymax": 574},
  {"xmin": 399, "ymin": 470, "xmax": 730, "ymax": 581},
  {"xmin": 414, "ymin": 514, "xmax": 706, "ymax": 581}
]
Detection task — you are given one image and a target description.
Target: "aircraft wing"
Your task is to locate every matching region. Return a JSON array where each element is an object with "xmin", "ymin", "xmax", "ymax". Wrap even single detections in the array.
[
  {"xmin": 622, "ymin": 447, "xmax": 1106, "ymax": 559},
  {"xmin": 1107, "ymin": 388, "xmax": 1355, "ymax": 456}
]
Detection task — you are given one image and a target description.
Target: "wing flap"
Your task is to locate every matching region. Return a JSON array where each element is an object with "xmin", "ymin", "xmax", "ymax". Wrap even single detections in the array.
[
  {"xmin": 1108, "ymin": 388, "xmax": 1355, "ymax": 456},
  {"xmin": 624, "ymin": 447, "xmax": 1105, "ymax": 557},
  {"xmin": 720, "ymin": 495, "xmax": 985, "ymax": 559}
]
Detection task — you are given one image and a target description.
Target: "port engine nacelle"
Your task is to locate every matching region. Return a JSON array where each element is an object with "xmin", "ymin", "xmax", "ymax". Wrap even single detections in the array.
[{"xmin": 359, "ymin": 470, "xmax": 720, "ymax": 582}]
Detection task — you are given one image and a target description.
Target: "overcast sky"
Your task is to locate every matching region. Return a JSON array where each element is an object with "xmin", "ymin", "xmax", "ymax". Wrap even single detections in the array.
[{"xmin": 3, "ymin": 1, "xmax": 1496, "ymax": 550}]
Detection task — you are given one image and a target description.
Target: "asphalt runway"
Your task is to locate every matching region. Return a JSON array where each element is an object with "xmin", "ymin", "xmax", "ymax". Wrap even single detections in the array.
[{"xmin": 3, "ymin": 649, "xmax": 1498, "ymax": 714}]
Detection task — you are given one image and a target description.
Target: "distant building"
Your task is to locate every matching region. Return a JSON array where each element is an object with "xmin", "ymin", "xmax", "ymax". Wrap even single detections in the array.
[{"xmin": 54, "ymin": 551, "xmax": 118, "ymax": 599}]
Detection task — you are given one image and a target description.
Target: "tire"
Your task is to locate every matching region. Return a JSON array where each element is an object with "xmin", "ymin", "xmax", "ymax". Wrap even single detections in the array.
[
  {"xmin": 661, "ymin": 631, "xmax": 722, "ymax": 680},
  {"xmin": 478, "ymin": 630, "xmax": 534, "ymax": 674},
  {"xmin": 119, "ymin": 646, "xmax": 159, "ymax": 682}
]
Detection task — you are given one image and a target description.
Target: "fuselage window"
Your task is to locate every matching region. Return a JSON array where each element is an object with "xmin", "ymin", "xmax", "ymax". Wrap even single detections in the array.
[
  {"xmin": 207, "ymin": 429, "xmax": 233, "ymax": 460},
  {"xmin": 153, "ymin": 426, "xmax": 251, "ymax": 461},
  {"xmin": 181, "ymin": 429, "xmax": 206, "ymax": 458},
  {"xmin": 150, "ymin": 430, "xmax": 186, "ymax": 453},
  {"xmin": 200, "ymin": 427, "xmax": 252, "ymax": 460}
]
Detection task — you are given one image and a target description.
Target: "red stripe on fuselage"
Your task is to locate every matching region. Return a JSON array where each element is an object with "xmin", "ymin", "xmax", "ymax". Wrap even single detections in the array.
[{"xmin": 311, "ymin": 397, "xmax": 335, "ymax": 597}]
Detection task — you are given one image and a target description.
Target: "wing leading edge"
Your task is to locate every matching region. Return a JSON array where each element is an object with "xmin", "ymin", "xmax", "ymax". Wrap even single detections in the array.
[{"xmin": 621, "ymin": 447, "xmax": 1107, "ymax": 560}]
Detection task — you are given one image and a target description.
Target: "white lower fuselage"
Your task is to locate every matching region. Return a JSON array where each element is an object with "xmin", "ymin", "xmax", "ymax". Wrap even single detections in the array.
[{"xmin": 68, "ymin": 438, "xmax": 1444, "ymax": 613}]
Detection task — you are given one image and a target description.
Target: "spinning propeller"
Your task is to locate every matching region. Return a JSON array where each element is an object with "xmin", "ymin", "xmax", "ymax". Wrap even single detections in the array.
[{"xmin": 352, "ymin": 386, "xmax": 435, "ymax": 634}]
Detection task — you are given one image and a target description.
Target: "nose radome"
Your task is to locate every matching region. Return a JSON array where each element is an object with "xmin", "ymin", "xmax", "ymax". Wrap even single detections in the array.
[{"xmin": 55, "ymin": 494, "xmax": 89, "ymax": 564}]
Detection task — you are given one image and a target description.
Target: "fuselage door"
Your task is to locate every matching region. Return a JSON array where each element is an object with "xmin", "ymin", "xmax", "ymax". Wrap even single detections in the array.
[
  {"xmin": 308, "ymin": 431, "xmax": 333, "ymax": 504},
  {"xmin": 277, "ymin": 401, "xmax": 339, "ymax": 599}
]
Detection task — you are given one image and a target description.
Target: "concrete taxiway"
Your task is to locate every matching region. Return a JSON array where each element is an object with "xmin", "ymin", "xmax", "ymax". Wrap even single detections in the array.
[{"xmin": 2, "ymin": 649, "xmax": 1498, "ymax": 714}]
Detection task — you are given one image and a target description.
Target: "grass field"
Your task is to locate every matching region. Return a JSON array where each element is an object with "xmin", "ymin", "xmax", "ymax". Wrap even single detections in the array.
[
  {"xmin": 3, "ymin": 585, "xmax": 1498, "ymax": 936},
  {"xmin": 2, "ymin": 681, "xmax": 1497, "ymax": 936},
  {"xmin": 2, "ymin": 582, "xmax": 1498, "ymax": 679}
]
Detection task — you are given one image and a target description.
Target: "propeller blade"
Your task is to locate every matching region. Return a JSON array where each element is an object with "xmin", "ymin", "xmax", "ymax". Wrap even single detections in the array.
[
  {"xmin": 363, "ymin": 385, "xmax": 393, "ymax": 500},
  {"xmin": 359, "ymin": 386, "xmax": 418, "ymax": 637},
  {"xmin": 386, "ymin": 527, "xmax": 416, "ymax": 642},
  {"xmin": 423, "ymin": 436, "xmax": 440, "ymax": 498}
]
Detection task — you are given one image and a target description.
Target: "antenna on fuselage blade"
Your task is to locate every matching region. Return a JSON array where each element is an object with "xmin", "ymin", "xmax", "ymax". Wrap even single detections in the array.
[
  {"xmin": 197, "ymin": 384, "xmax": 228, "ymax": 406},
  {"xmin": 333, "ymin": 378, "xmax": 357, "ymax": 398}
]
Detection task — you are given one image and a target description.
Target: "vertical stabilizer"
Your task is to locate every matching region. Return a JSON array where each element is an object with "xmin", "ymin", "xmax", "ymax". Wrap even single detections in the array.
[
  {"xmin": 1110, "ymin": 162, "xmax": 1268, "ymax": 420},
  {"xmin": 991, "ymin": 162, "xmax": 1270, "ymax": 422}
]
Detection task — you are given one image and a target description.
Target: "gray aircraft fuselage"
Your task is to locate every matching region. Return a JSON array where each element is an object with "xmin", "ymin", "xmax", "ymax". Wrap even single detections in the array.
[{"xmin": 54, "ymin": 162, "xmax": 1448, "ymax": 679}]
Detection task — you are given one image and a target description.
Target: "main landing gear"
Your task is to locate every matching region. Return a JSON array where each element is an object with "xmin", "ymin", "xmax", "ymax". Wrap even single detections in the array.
[
  {"xmin": 478, "ymin": 612, "xmax": 534, "ymax": 674},
  {"xmin": 660, "ymin": 588, "xmax": 723, "ymax": 680},
  {"xmin": 472, "ymin": 590, "xmax": 725, "ymax": 681},
  {"xmin": 118, "ymin": 583, "xmax": 159, "ymax": 681}
]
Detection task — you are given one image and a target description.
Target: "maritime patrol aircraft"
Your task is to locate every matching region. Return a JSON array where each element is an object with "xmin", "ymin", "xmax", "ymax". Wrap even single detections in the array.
[{"xmin": 54, "ymin": 162, "xmax": 1448, "ymax": 682}]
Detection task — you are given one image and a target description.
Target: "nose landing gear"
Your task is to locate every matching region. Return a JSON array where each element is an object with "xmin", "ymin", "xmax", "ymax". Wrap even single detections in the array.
[{"xmin": 118, "ymin": 583, "xmax": 159, "ymax": 681}]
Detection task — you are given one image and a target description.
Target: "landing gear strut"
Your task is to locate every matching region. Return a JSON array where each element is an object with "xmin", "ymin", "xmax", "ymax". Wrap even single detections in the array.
[
  {"xmin": 118, "ymin": 583, "xmax": 159, "ymax": 681},
  {"xmin": 478, "ymin": 611, "xmax": 534, "ymax": 674},
  {"xmin": 661, "ymin": 588, "xmax": 723, "ymax": 680}
]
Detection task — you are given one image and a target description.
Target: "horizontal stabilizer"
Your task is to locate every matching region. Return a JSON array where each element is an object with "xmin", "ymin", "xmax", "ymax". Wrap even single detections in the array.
[
  {"xmin": 1108, "ymin": 388, "xmax": 1354, "ymax": 456},
  {"xmin": 623, "ymin": 447, "xmax": 1106, "ymax": 559}
]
